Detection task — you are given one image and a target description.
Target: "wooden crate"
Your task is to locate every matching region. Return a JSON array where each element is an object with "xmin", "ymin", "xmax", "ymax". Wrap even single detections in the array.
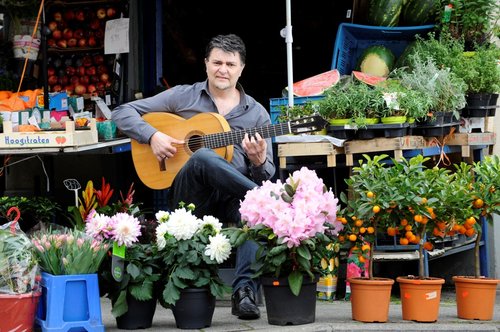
[
  {"xmin": 277, "ymin": 142, "xmax": 341, "ymax": 168},
  {"xmin": 446, "ymin": 132, "xmax": 496, "ymax": 158},
  {"xmin": 0, "ymin": 119, "xmax": 98, "ymax": 148}
]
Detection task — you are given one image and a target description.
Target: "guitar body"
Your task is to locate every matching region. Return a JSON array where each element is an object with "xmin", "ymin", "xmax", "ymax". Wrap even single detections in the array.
[{"xmin": 131, "ymin": 112, "xmax": 233, "ymax": 190}]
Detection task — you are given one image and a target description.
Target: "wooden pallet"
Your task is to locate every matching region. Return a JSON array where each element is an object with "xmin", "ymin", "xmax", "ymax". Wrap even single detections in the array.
[{"xmin": 277, "ymin": 142, "xmax": 342, "ymax": 168}]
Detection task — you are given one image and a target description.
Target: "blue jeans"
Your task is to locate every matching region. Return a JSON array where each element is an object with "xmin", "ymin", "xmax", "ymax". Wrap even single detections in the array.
[{"xmin": 167, "ymin": 148, "xmax": 260, "ymax": 294}]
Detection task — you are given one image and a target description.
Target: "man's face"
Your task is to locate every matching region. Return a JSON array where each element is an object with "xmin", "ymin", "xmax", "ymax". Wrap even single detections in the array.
[{"xmin": 205, "ymin": 48, "xmax": 245, "ymax": 91}]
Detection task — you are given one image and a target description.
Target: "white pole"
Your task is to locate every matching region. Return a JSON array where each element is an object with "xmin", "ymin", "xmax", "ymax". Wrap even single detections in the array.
[{"xmin": 281, "ymin": 0, "xmax": 294, "ymax": 107}]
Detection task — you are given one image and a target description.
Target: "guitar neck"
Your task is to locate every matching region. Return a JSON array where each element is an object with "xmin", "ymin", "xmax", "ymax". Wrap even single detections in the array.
[{"xmin": 204, "ymin": 122, "xmax": 291, "ymax": 149}]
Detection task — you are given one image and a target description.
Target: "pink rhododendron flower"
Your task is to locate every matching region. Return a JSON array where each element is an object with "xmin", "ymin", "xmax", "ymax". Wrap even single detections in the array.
[{"xmin": 240, "ymin": 167, "xmax": 341, "ymax": 248}]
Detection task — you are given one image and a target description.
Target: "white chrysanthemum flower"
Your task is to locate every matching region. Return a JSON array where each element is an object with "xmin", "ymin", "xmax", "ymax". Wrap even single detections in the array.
[
  {"xmin": 155, "ymin": 222, "xmax": 169, "ymax": 250},
  {"xmin": 85, "ymin": 213, "xmax": 112, "ymax": 241},
  {"xmin": 155, "ymin": 210, "xmax": 170, "ymax": 223},
  {"xmin": 204, "ymin": 233, "xmax": 231, "ymax": 263},
  {"xmin": 200, "ymin": 215, "xmax": 223, "ymax": 232},
  {"xmin": 111, "ymin": 213, "xmax": 141, "ymax": 247},
  {"xmin": 166, "ymin": 208, "xmax": 200, "ymax": 240}
]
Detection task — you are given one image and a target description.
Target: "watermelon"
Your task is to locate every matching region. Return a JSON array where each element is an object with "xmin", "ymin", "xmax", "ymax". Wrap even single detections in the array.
[
  {"xmin": 352, "ymin": 71, "xmax": 387, "ymax": 86},
  {"xmin": 400, "ymin": 0, "xmax": 436, "ymax": 26},
  {"xmin": 367, "ymin": 0, "xmax": 404, "ymax": 27},
  {"xmin": 356, "ymin": 45, "xmax": 396, "ymax": 77},
  {"xmin": 289, "ymin": 69, "xmax": 340, "ymax": 97}
]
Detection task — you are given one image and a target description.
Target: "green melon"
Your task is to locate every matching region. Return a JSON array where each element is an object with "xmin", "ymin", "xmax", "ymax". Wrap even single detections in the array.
[
  {"xmin": 400, "ymin": 0, "xmax": 436, "ymax": 26},
  {"xmin": 356, "ymin": 45, "xmax": 396, "ymax": 77},
  {"xmin": 368, "ymin": 0, "xmax": 404, "ymax": 27}
]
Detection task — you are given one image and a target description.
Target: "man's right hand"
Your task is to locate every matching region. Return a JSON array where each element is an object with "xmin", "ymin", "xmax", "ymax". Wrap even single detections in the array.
[{"xmin": 149, "ymin": 131, "xmax": 184, "ymax": 162}]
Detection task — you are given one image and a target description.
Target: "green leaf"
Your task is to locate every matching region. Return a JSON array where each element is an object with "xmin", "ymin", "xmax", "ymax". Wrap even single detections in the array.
[
  {"xmin": 175, "ymin": 266, "xmax": 195, "ymax": 280},
  {"xmin": 111, "ymin": 290, "xmax": 128, "ymax": 318},
  {"xmin": 126, "ymin": 262, "xmax": 141, "ymax": 279},
  {"xmin": 163, "ymin": 281, "xmax": 180, "ymax": 305},
  {"xmin": 296, "ymin": 245, "xmax": 311, "ymax": 261},
  {"xmin": 288, "ymin": 270, "xmax": 303, "ymax": 296}
]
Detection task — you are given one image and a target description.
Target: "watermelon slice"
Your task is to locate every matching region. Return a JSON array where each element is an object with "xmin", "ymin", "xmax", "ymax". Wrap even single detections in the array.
[
  {"xmin": 289, "ymin": 69, "xmax": 340, "ymax": 97},
  {"xmin": 352, "ymin": 70, "xmax": 387, "ymax": 86}
]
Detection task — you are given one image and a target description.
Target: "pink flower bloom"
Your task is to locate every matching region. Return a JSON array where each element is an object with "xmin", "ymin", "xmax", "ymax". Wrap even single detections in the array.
[
  {"xmin": 240, "ymin": 167, "xmax": 341, "ymax": 248},
  {"xmin": 110, "ymin": 212, "xmax": 141, "ymax": 247}
]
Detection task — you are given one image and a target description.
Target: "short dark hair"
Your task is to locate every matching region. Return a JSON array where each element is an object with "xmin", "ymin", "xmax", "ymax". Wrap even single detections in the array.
[{"xmin": 205, "ymin": 34, "xmax": 246, "ymax": 64}]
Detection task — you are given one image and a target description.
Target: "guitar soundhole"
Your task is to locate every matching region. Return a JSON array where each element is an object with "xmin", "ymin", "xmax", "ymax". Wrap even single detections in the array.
[{"xmin": 187, "ymin": 134, "xmax": 204, "ymax": 154}]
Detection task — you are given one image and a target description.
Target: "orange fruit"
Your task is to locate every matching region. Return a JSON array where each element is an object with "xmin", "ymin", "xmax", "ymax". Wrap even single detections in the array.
[
  {"xmin": 399, "ymin": 237, "xmax": 409, "ymax": 245},
  {"xmin": 423, "ymin": 242, "xmax": 434, "ymax": 251},
  {"xmin": 348, "ymin": 234, "xmax": 357, "ymax": 242},
  {"xmin": 372, "ymin": 205, "xmax": 381, "ymax": 214},
  {"xmin": 367, "ymin": 191, "xmax": 374, "ymax": 198},
  {"xmin": 361, "ymin": 244, "xmax": 370, "ymax": 251},
  {"xmin": 367, "ymin": 226, "xmax": 375, "ymax": 234},
  {"xmin": 359, "ymin": 227, "xmax": 366, "ymax": 234},
  {"xmin": 465, "ymin": 216, "xmax": 476, "ymax": 226},
  {"xmin": 414, "ymin": 214, "xmax": 423, "ymax": 223},
  {"xmin": 387, "ymin": 227, "xmax": 397, "ymax": 236},
  {"xmin": 358, "ymin": 255, "xmax": 366, "ymax": 263},
  {"xmin": 465, "ymin": 228, "xmax": 476, "ymax": 237},
  {"xmin": 355, "ymin": 219, "xmax": 363, "ymax": 227},
  {"xmin": 421, "ymin": 197, "xmax": 428, "ymax": 204},
  {"xmin": 400, "ymin": 219, "xmax": 408, "ymax": 226},
  {"xmin": 473, "ymin": 198, "xmax": 484, "ymax": 208}
]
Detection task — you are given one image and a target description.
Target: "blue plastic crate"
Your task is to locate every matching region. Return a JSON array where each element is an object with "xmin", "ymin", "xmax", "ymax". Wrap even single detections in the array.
[
  {"xmin": 331, "ymin": 23, "xmax": 435, "ymax": 75},
  {"xmin": 269, "ymin": 96, "xmax": 325, "ymax": 125}
]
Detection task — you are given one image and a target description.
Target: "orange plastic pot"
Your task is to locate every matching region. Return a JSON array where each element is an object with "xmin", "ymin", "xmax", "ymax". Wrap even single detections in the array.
[
  {"xmin": 348, "ymin": 277, "xmax": 394, "ymax": 322},
  {"xmin": 0, "ymin": 291, "xmax": 41, "ymax": 332},
  {"xmin": 453, "ymin": 276, "xmax": 500, "ymax": 320},
  {"xmin": 396, "ymin": 276, "xmax": 444, "ymax": 322}
]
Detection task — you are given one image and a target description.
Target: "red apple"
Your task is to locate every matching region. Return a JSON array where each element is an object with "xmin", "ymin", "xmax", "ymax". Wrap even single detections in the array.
[
  {"xmin": 67, "ymin": 38, "xmax": 77, "ymax": 47},
  {"xmin": 60, "ymin": 76, "xmax": 69, "ymax": 86},
  {"xmin": 93, "ymin": 54, "xmax": 104, "ymax": 65},
  {"xmin": 63, "ymin": 28, "xmax": 73, "ymax": 39},
  {"xmin": 78, "ymin": 38, "xmax": 87, "ymax": 47},
  {"xmin": 75, "ymin": 9, "xmax": 85, "ymax": 21},
  {"xmin": 82, "ymin": 56, "xmax": 93, "ymax": 67},
  {"xmin": 99, "ymin": 73, "xmax": 110, "ymax": 83},
  {"xmin": 74, "ymin": 84, "xmax": 87, "ymax": 95},
  {"xmin": 65, "ymin": 66, "xmax": 76, "ymax": 76},
  {"xmin": 52, "ymin": 30, "xmax": 62, "ymax": 40},
  {"xmin": 63, "ymin": 10, "xmax": 74, "ymax": 21},
  {"xmin": 48, "ymin": 21, "xmax": 58, "ymax": 32},
  {"xmin": 64, "ymin": 85, "xmax": 74, "ymax": 95},
  {"xmin": 73, "ymin": 29, "xmax": 84, "ymax": 39},
  {"xmin": 56, "ymin": 39, "xmax": 67, "ymax": 48},
  {"xmin": 47, "ymin": 38, "xmax": 56, "ymax": 47},
  {"xmin": 96, "ymin": 8, "xmax": 106, "ymax": 19},
  {"xmin": 53, "ymin": 11, "xmax": 62, "ymax": 22},
  {"xmin": 52, "ymin": 84, "xmax": 62, "ymax": 92},
  {"xmin": 88, "ymin": 36, "xmax": 97, "ymax": 47},
  {"xmin": 85, "ymin": 66, "xmax": 96, "ymax": 76},
  {"xmin": 48, "ymin": 75, "xmax": 58, "ymax": 85},
  {"xmin": 90, "ymin": 75, "xmax": 100, "ymax": 83},
  {"xmin": 90, "ymin": 18, "xmax": 101, "ymax": 30},
  {"xmin": 96, "ymin": 82, "xmax": 105, "ymax": 90},
  {"xmin": 105, "ymin": 81, "xmax": 112, "ymax": 89},
  {"xmin": 47, "ymin": 67, "xmax": 56, "ymax": 76},
  {"xmin": 80, "ymin": 75, "xmax": 90, "ymax": 84},
  {"xmin": 106, "ymin": 7, "xmax": 117, "ymax": 18},
  {"xmin": 70, "ymin": 76, "xmax": 80, "ymax": 85},
  {"xmin": 95, "ymin": 28, "xmax": 104, "ymax": 39},
  {"xmin": 87, "ymin": 84, "xmax": 97, "ymax": 94},
  {"xmin": 77, "ymin": 66, "xmax": 86, "ymax": 76}
]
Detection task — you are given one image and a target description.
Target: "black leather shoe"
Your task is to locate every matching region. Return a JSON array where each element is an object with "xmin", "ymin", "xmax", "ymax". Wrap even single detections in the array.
[{"xmin": 231, "ymin": 286, "xmax": 260, "ymax": 320}]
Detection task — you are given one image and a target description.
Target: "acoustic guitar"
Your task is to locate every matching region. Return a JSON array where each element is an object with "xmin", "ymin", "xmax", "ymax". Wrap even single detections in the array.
[{"xmin": 130, "ymin": 112, "xmax": 328, "ymax": 189}]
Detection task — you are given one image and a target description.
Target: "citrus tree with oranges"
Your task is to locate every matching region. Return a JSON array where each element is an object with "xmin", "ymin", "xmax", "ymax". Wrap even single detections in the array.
[{"xmin": 455, "ymin": 155, "xmax": 500, "ymax": 278}]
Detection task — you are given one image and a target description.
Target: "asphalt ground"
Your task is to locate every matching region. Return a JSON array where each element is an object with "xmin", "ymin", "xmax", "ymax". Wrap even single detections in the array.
[{"xmin": 100, "ymin": 289, "xmax": 500, "ymax": 332}]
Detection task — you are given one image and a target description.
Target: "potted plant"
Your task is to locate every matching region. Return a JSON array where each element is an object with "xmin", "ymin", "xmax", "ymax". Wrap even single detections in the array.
[
  {"xmin": 232, "ymin": 167, "xmax": 342, "ymax": 325},
  {"xmin": 31, "ymin": 227, "xmax": 109, "ymax": 331},
  {"xmin": 337, "ymin": 154, "xmax": 396, "ymax": 322},
  {"xmin": 0, "ymin": 196, "xmax": 62, "ymax": 231},
  {"xmin": 451, "ymin": 155, "xmax": 500, "ymax": 320},
  {"xmin": 0, "ymin": 207, "xmax": 41, "ymax": 331},
  {"xmin": 155, "ymin": 202, "xmax": 233, "ymax": 329}
]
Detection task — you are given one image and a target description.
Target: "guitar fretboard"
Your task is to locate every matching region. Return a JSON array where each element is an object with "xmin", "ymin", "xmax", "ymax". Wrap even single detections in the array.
[{"xmin": 203, "ymin": 122, "xmax": 291, "ymax": 149}]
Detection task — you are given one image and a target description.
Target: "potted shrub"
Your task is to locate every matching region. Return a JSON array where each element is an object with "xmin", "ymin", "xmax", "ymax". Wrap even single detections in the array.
[
  {"xmin": 155, "ymin": 202, "xmax": 233, "ymax": 329},
  {"xmin": 0, "ymin": 207, "xmax": 41, "ymax": 331},
  {"xmin": 0, "ymin": 196, "xmax": 62, "ymax": 231},
  {"xmin": 451, "ymin": 155, "xmax": 500, "ymax": 320},
  {"xmin": 232, "ymin": 167, "xmax": 343, "ymax": 326},
  {"xmin": 337, "ymin": 154, "xmax": 396, "ymax": 322}
]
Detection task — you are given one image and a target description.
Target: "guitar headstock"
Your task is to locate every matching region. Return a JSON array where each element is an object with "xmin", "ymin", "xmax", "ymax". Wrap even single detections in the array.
[{"xmin": 288, "ymin": 115, "xmax": 328, "ymax": 134}]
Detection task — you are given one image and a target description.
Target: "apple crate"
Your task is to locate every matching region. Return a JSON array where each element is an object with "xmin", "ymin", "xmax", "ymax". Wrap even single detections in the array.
[
  {"xmin": 330, "ymin": 23, "xmax": 435, "ymax": 75},
  {"xmin": 0, "ymin": 119, "xmax": 98, "ymax": 149},
  {"xmin": 269, "ymin": 96, "xmax": 324, "ymax": 125}
]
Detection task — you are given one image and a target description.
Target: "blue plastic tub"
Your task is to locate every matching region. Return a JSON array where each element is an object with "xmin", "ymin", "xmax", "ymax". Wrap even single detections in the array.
[
  {"xmin": 331, "ymin": 23, "xmax": 435, "ymax": 75},
  {"xmin": 269, "ymin": 96, "xmax": 325, "ymax": 125}
]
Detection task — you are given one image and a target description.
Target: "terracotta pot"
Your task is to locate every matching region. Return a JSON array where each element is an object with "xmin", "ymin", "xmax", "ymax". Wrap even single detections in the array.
[
  {"xmin": 0, "ymin": 291, "xmax": 41, "ymax": 332},
  {"xmin": 348, "ymin": 277, "xmax": 394, "ymax": 323},
  {"xmin": 453, "ymin": 276, "xmax": 500, "ymax": 320},
  {"xmin": 396, "ymin": 276, "xmax": 444, "ymax": 322}
]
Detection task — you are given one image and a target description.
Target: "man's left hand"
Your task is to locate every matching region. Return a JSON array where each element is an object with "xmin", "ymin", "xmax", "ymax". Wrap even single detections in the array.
[{"xmin": 242, "ymin": 132, "xmax": 267, "ymax": 167}]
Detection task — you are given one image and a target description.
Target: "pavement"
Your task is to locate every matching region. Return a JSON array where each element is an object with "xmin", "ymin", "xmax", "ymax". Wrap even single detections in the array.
[{"xmin": 100, "ymin": 289, "xmax": 500, "ymax": 332}]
